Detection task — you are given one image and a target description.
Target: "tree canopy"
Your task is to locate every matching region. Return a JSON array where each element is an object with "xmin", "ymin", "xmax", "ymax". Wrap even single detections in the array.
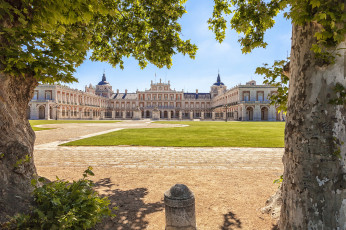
[
  {"xmin": 0, "ymin": 0, "xmax": 197, "ymax": 83},
  {"xmin": 209, "ymin": 0, "xmax": 345, "ymax": 59}
]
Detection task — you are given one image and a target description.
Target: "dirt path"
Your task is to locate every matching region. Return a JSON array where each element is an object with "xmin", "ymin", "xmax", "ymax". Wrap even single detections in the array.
[{"xmin": 33, "ymin": 121, "xmax": 283, "ymax": 229}]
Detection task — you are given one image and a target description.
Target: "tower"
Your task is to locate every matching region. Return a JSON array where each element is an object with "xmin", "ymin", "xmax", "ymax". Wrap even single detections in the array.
[
  {"xmin": 210, "ymin": 71, "xmax": 227, "ymax": 98},
  {"xmin": 95, "ymin": 72, "xmax": 113, "ymax": 98}
]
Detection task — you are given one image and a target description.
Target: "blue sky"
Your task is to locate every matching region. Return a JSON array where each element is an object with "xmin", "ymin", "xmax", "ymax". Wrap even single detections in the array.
[{"xmin": 67, "ymin": 0, "xmax": 292, "ymax": 93}]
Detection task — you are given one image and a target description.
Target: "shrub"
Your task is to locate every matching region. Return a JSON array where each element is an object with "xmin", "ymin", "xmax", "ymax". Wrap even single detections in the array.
[{"xmin": 4, "ymin": 167, "xmax": 115, "ymax": 229}]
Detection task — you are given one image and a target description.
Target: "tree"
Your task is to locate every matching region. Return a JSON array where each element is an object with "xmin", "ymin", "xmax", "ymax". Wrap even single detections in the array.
[
  {"xmin": 208, "ymin": 0, "xmax": 345, "ymax": 228},
  {"xmin": 0, "ymin": 0, "xmax": 197, "ymax": 220}
]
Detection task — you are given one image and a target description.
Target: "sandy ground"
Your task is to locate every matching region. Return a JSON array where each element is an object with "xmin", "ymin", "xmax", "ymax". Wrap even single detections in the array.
[{"xmin": 33, "ymin": 120, "xmax": 283, "ymax": 229}]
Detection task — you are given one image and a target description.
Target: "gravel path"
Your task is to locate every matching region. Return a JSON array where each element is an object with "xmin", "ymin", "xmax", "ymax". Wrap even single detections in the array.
[{"xmin": 33, "ymin": 120, "xmax": 284, "ymax": 229}]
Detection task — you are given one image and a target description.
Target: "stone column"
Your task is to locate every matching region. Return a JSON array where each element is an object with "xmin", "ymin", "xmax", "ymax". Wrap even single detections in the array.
[
  {"xmin": 90, "ymin": 110, "xmax": 93, "ymax": 119},
  {"xmin": 254, "ymin": 104, "xmax": 261, "ymax": 121},
  {"xmin": 212, "ymin": 112, "xmax": 215, "ymax": 120},
  {"xmin": 112, "ymin": 111, "xmax": 115, "ymax": 119},
  {"xmin": 79, "ymin": 109, "xmax": 83, "ymax": 120},
  {"xmin": 45, "ymin": 103, "xmax": 50, "ymax": 120},
  {"xmin": 200, "ymin": 111, "xmax": 204, "ymax": 120},
  {"xmin": 223, "ymin": 111, "xmax": 226, "ymax": 120},
  {"xmin": 234, "ymin": 111, "xmax": 238, "ymax": 120},
  {"xmin": 241, "ymin": 105, "xmax": 246, "ymax": 121},
  {"xmin": 179, "ymin": 111, "xmax": 182, "ymax": 120},
  {"xmin": 189, "ymin": 111, "xmax": 193, "ymax": 120},
  {"xmin": 168, "ymin": 111, "xmax": 171, "ymax": 120},
  {"xmin": 268, "ymin": 105, "xmax": 276, "ymax": 121},
  {"xmin": 164, "ymin": 184, "xmax": 196, "ymax": 230},
  {"xmin": 122, "ymin": 111, "xmax": 126, "ymax": 119},
  {"xmin": 101, "ymin": 111, "xmax": 105, "ymax": 120}
]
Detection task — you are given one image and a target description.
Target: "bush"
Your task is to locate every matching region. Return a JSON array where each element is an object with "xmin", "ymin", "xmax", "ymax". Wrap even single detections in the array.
[{"xmin": 4, "ymin": 167, "xmax": 115, "ymax": 229}]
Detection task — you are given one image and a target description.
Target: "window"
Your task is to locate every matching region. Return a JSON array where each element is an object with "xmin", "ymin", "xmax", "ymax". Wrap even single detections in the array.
[
  {"xmin": 45, "ymin": 91, "xmax": 52, "ymax": 100},
  {"xmin": 33, "ymin": 91, "xmax": 38, "ymax": 100}
]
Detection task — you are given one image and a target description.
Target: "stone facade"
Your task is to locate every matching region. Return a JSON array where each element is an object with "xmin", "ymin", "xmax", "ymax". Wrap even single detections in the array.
[{"xmin": 28, "ymin": 73, "xmax": 284, "ymax": 121}]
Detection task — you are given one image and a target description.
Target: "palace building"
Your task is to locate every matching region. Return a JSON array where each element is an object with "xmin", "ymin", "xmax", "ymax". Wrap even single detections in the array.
[{"xmin": 28, "ymin": 73, "xmax": 285, "ymax": 121}]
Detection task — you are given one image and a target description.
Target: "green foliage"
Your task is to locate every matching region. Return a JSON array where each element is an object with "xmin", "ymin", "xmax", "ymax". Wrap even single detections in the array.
[
  {"xmin": 256, "ymin": 59, "xmax": 289, "ymax": 113},
  {"xmin": 273, "ymin": 175, "xmax": 283, "ymax": 184},
  {"xmin": 208, "ymin": 0, "xmax": 345, "ymax": 58},
  {"xmin": 5, "ymin": 167, "xmax": 115, "ymax": 229},
  {"xmin": 14, "ymin": 155, "xmax": 31, "ymax": 168},
  {"xmin": 0, "ymin": 0, "xmax": 197, "ymax": 83},
  {"xmin": 329, "ymin": 82, "xmax": 346, "ymax": 105},
  {"xmin": 0, "ymin": 152, "xmax": 4, "ymax": 159}
]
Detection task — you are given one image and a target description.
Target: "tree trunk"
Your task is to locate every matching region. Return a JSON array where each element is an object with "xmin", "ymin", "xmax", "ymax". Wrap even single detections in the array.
[
  {"xmin": 0, "ymin": 73, "xmax": 38, "ymax": 221},
  {"xmin": 279, "ymin": 23, "xmax": 345, "ymax": 229}
]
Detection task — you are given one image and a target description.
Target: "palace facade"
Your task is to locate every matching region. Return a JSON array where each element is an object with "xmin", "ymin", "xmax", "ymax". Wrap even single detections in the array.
[{"xmin": 28, "ymin": 73, "xmax": 284, "ymax": 121}]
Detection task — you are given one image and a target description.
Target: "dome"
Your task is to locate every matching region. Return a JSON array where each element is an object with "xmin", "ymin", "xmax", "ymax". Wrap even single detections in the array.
[{"xmin": 97, "ymin": 73, "xmax": 110, "ymax": 86}]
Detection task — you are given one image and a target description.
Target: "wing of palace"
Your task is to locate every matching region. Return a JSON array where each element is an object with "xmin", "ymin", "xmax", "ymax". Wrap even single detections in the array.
[{"xmin": 28, "ymin": 73, "xmax": 285, "ymax": 121}]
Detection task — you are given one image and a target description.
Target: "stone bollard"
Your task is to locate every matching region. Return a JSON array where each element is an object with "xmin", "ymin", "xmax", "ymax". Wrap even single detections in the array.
[{"xmin": 164, "ymin": 184, "xmax": 196, "ymax": 230}]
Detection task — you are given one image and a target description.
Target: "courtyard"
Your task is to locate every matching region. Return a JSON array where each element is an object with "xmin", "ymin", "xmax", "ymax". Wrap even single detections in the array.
[{"xmin": 33, "ymin": 120, "xmax": 283, "ymax": 229}]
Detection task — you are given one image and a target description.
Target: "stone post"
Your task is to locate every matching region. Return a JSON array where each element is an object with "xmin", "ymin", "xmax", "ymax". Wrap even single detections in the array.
[
  {"xmin": 164, "ymin": 184, "xmax": 196, "ymax": 230},
  {"xmin": 133, "ymin": 107, "xmax": 142, "ymax": 120},
  {"xmin": 200, "ymin": 111, "xmax": 204, "ymax": 120},
  {"xmin": 212, "ymin": 112, "xmax": 215, "ymax": 120},
  {"xmin": 152, "ymin": 107, "xmax": 160, "ymax": 120}
]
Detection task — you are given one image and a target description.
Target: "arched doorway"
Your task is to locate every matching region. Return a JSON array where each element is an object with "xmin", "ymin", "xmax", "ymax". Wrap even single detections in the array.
[
  {"xmin": 39, "ymin": 105, "xmax": 45, "ymax": 119},
  {"xmin": 171, "ymin": 111, "xmax": 174, "ymax": 119},
  {"xmin": 164, "ymin": 111, "xmax": 168, "ymax": 118},
  {"xmin": 261, "ymin": 107, "xmax": 268, "ymax": 120},
  {"xmin": 146, "ymin": 110, "xmax": 150, "ymax": 118},
  {"xmin": 246, "ymin": 107, "xmax": 253, "ymax": 121}
]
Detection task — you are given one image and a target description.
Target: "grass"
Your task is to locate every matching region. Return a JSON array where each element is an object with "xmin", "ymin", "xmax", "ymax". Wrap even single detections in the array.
[
  {"xmin": 62, "ymin": 121, "xmax": 285, "ymax": 148},
  {"xmin": 30, "ymin": 120, "xmax": 121, "ymax": 131}
]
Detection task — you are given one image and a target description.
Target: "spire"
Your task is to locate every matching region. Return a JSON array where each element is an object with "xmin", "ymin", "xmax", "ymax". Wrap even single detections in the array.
[
  {"xmin": 213, "ymin": 70, "xmax": 224, "ymax": 86},
  {"xmin": 102, "ymin": 72, "xmax": 106, "ymax": 82}
]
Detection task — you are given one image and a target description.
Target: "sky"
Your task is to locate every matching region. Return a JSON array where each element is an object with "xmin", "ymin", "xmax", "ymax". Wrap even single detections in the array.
[{"xmin": 66, "ymin": 0, "xmax": 292, "ymax": 93}]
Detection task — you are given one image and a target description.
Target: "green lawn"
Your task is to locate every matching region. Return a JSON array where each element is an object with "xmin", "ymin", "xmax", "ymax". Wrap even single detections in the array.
[
  {"xmin": 62, "ymin": 121, "xmax": 285, "ymax": 147},
  {"xmin": 30, "ymin": 120, "xmax": 121, "ymax": 131}
]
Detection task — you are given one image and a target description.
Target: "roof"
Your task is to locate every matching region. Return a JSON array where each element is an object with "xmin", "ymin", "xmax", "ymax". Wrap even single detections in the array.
[
  {"xmin": 97, "ymin": 73, "xmax": 110, "ymax": 86},
  {"xmin": 112, "ymin": 93, "xmax": 137, "ymax": 100},
  {"xmin": 213, "ymin": 73, "xmax": 224, "ymax": 86}
]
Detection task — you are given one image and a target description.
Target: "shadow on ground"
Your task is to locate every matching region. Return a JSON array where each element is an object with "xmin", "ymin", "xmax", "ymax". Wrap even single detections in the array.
[
  {"xmin": 93, "ymin": 178, "xmax": 164, "ymax": 230},
  {"xmin": 220, "ymin": 211, "xmax": 242, "ymax": 229}
]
